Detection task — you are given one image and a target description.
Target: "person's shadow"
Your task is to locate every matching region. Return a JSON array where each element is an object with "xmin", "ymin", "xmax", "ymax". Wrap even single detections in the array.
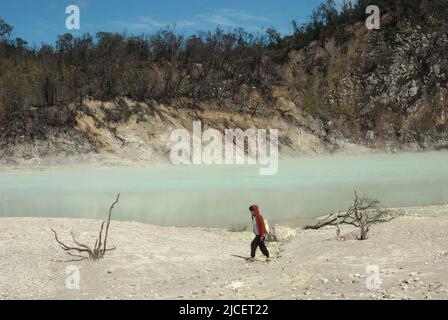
[{"xmin": 231, "ymin": 254, "xmax": 250, "ymax": 261}]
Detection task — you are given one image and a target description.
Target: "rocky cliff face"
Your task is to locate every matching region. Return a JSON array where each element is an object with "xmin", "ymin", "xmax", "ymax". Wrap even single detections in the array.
[
  {"xmin": 1, "ymin": 13, "xmax": 447, "ymax": 167},
  {"xmin": 279, "ymin": 16, "xmax": 448, "ymax": 152},
  {"xmin": 352, "ymin": 19, "xmax": 448, "ymax": 150},
  {"xmin": 0, "ymin": 96, "xmax": 367, "ymax": 167}
]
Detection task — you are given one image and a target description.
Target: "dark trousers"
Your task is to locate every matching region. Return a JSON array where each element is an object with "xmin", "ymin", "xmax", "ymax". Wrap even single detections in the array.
[{"xmin": 251, "ymin": 235, "xmax": 270, "ymax": 258}]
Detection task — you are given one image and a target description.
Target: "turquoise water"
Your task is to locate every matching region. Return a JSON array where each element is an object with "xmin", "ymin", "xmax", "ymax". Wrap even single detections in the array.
[{"xmin": 1, "ymin": 152, "xmax": 448, "ymax": 227}]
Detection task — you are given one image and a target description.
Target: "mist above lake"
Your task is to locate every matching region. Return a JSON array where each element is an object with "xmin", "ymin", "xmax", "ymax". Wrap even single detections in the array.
[{"xmin": 1, "ymin": 152, "xmax": 448, "ymax": 227}]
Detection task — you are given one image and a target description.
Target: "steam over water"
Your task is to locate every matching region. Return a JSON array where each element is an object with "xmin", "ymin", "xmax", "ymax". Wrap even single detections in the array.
[{"xmin": 1, "ymin": 152, "xmax": 448, "ymax": 227}]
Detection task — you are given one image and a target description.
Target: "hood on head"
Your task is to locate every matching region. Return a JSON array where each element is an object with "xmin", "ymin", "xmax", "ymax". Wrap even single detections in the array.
[{"xmin": 249, "ymin": 204, "xmax": 261, "ymax": 216}]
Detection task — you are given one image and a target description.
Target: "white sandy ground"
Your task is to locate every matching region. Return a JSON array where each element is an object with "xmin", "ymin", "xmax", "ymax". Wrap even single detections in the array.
[{"xmin": 1, "ymin": 205, "xmax": 448, "ymax": 300}]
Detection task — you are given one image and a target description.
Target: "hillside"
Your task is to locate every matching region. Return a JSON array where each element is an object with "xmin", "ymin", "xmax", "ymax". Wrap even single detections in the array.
[{"xmin": 0, "ymin": 0, "xmax": 447, "ymax": 166}]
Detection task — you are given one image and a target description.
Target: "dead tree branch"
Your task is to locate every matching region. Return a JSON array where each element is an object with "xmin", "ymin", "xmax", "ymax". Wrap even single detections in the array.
[
  {"xmin": 51, "ymin": 193, "xmax": 120, "ymax": 261},
  {"xmin": 305, "ymin": 191, "xmax": 396, "ymax": 240}
]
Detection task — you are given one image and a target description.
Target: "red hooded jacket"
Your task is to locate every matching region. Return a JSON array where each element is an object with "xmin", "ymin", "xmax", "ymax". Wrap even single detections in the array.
[{"xmin": 250, "ymin": 205, "xmax": 267, "ymax": 237}]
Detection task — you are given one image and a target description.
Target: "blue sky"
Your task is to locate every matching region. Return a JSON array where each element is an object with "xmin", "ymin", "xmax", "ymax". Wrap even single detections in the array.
[{"xmin": 0, "ymin": 0, "xmax": 327, "ymax": 46}]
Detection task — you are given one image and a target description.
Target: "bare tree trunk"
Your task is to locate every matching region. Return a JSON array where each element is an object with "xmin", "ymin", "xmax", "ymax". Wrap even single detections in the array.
[
  {"xmin": 305, "ymin": 190, "xmax": 394, "ymax": 241},
  {"xmin": 51, "ymin": 193, "xmax": 120, "ymax": 262}
]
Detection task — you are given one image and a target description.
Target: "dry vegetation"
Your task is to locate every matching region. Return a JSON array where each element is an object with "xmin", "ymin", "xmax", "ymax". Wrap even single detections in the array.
[
  {"xmin": 51, "ymin": 193, "xmax": 120, "ymax": 261},
  {"xmin": 305, "ymin": 191, "xmax": 400, "ymax": 240},
  {"xmin": 1, "ymin": 0, "xmax": 447, "ymax": 147}
]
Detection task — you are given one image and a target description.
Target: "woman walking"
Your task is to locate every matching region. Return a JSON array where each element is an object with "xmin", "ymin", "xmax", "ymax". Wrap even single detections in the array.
[{"xmin": 249, "ymin": 204, "xmax": 270, "ymax": 262}]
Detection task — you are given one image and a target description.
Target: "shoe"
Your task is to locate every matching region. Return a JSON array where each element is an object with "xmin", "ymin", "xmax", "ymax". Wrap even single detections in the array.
[{"xmin": 265, "ymin": 257, "xmax": 271, "ymax": 262}]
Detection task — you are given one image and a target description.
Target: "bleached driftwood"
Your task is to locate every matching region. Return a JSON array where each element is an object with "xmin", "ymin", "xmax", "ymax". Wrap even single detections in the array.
[{"xmin": 305, "ymin": 191, "xmax": 395, "ymax": 240}]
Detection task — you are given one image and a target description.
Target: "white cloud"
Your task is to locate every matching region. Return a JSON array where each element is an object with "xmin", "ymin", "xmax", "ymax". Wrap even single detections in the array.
[
  {"xmin": 198, "ymin": 9, "xmax": 270, "ymax": 29},
  {"xmin": 116, "ymin": 16, "xmax": 197, "ymax": 31},
  {"xmin": 115, "ymin": 9, "xmax": 270, "ymax": 33}
]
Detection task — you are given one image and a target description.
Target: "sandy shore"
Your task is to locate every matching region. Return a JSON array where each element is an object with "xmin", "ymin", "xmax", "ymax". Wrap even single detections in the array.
[{"xmin": 1, "ymin": 205, "xmax": 448, "ymax": 300}]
